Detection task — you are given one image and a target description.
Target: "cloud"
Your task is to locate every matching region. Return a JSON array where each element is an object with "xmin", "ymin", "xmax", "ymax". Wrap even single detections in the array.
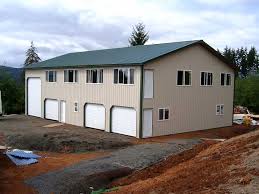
[{"xmin": 0, "ymin": 0, "xmax": 258, "ymax": 67}]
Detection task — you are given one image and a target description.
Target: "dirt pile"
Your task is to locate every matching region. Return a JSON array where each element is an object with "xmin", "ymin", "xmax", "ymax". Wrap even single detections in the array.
[
  {"xmin": 0, "ymin": 132, "xmax": 5, "ymax": 145},
  {"xmin": 109, "ymin": 129, "xmax": 259, "ymax": 194},
  {"xmin": 0, "ymin": 115, "xmax": 134, "ymax": 153}
]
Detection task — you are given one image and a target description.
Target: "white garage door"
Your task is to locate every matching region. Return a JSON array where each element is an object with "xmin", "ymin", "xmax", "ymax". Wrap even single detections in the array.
[
  {"xmin": 27, "ymin": 78, "xmax": 41, "ymax": 117},
  {"xmin": 45, "ymin": 99, "xmax": 59, "ymax": 121},
  {"xmin": 111, "ymin": 107, "xmax": 136, "ymax": 137},
  {"xmin": 85, "ymin": 104, "xmax": 105, "ymax": 130}
]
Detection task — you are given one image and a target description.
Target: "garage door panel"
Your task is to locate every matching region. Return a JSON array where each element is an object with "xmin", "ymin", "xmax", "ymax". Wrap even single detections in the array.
[
  {"xmin": 28, "ymin": 78, "xmax": 41, "ymax": 117},
  {"xmin": 45, "ymin": 99, "xmax": 59, "ymax": 121},
  {"xmin": 85, "ymin": 104, "xmax": 105, "ymax": 130},
  {"xmin": 111, "ymin": 107, "xmax": 136, "ymax": 137}
]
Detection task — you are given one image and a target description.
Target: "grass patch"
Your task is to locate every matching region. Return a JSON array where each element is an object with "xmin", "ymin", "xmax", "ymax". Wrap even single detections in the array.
[{"xmin": 91, "ymin": 187, "xmax": 119, "ymax": 194}]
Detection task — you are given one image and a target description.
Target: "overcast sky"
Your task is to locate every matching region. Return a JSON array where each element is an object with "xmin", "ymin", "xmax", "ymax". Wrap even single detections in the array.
[{"xmin": 1, "ymin": 0, "xmax": 259, "ymax": 68}]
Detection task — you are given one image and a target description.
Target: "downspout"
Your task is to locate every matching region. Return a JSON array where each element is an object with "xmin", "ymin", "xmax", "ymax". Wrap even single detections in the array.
[
  {"xmin": 0, "ymin": 90, "xmax": 2, "ymax": 116},
  {"xmin": 25, "ymin": 72, "xmax": 28, "ymax": 115},
  {"xmin": 232, "ymin": 71, "xmax": 236, "ymax": 124},
  {"xmin": 139, "ymin": 65, "xmax": 144, "ymax": 138}
]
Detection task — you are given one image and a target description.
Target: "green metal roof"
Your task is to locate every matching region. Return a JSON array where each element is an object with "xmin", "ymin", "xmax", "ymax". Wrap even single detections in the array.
[{"xmin": 26, "ymin": 40, "xmax": 233, "ymax": 69}]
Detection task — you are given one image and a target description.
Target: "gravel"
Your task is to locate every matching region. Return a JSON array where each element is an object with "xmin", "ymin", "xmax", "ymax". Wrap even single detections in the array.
[{"xmin": 25, "ymin": 139, "xmax": 201, "ymax": 194}]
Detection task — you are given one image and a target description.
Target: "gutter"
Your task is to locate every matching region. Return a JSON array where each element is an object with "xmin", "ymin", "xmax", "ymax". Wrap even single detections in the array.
[
  {"xmin": 232, "ymin": 71, "xmax": 236, "ymax": 124},
  {"xmin": 24, "ymin": 63, "xmax": 143, "ymax": 70},
  {"xmin": 0, "ymin": 90, "xmax": 2, "ymax": 116}
]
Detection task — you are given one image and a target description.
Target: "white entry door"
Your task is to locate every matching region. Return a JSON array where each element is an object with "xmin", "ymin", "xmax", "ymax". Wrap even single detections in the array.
[
  {"xmin": 85, "ymin": 104, "xmax": 105, "ymax": 130},
  {"xmin": 111, "ymin": 107, "xmax": 137, "ymax": 137},
  {"xmin": 60, "ymin": 101, "xmax": 66, "ymax": 123},
  {"xmin": 27, "ymin": 78, "xmax": 41, "ymax": 117},
  {"xmin": 143, "ymin": 109, "xmax": 153, "ymax": 138},
  {"xmin": 45, "ymin": 99, "xmax": 59, "ymax": 121}
]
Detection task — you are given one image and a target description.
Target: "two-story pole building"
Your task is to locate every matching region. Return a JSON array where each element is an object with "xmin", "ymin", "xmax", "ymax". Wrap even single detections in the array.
[{"xmin": 25, "ymin": 40, "xmax": 235, "ymax": 138}]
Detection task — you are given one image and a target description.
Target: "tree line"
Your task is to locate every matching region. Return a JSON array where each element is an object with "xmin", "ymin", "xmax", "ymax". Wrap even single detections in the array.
[
  {"xmin": 218, "ymin": 46, "xmax": 259, "ymax": 113},
  {"xmin": 0, "ymin": 23, "xmax": 259, "ymax": 114},
  {"xmin": 219, "ymin": 46, "xmax": 259, "ymax": 78},
  {"xmin": 0, "ymin": 41, "xmax": 41, "ymax": 114}
]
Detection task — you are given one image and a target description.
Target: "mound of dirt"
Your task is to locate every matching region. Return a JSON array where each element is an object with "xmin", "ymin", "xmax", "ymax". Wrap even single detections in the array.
[
  {"xmin": 0, "ymin": 115, "xmax": 134, "ymax": 153},
  {"xmin": 6, "ymin": 133, "xmax": 133, "ymax": 153},
  {"xmin": 109, "ymin": 129, "xmax": 259, "ymax": 194}
]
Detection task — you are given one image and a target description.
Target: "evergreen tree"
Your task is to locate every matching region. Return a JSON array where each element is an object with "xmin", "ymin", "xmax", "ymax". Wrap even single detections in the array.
[
  {"xmin": 236, "ymin": 47, "xmax": 248, "ymax": 78},
  {"xmin": 235, "ymin": 76, "xmax": 259, "ymax": 113},
  {"xmin": 24, "ymin": 41, "xmax": 41, "ymax": 66},
  {"xmin": 222, "ymin": 46, "xmax": 238, "ymax": 76},
  {"xmin": 129, "ymin": 23, "xmax": 149, "ymax": 46},
  {"xmin": 222, "ymin": 46, "xmax": 237, "ymax": 65},
  {"xmin": 0, "ymin": 71, "xmax": 24, "ymax": 114},
  {"xmin": 247, "ymin": 47, "xmax": 259, "ymax": 74},
  {"xmin": 220, "ymin": 46, "xmax": 259, "ymax": 78}
]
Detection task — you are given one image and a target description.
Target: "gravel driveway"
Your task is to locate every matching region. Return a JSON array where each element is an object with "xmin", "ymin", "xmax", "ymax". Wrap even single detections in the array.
[{"xmin": 26, "ymin": 139, "xmax": 201, "ymax": 194}]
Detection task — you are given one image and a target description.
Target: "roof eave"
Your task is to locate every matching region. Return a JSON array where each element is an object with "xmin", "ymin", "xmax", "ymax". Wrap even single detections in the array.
[
  {"xmin": 198, "ymin": 41, "xmax": 236, "ymax": 70},
  {"xmin": 142, "ymin": 40, "xmax": 202, "ymax": 65},
  {"xmin": 143, "ymin": 40, "xmax": 236, "ymax": 70},
  {"xmin": 25, "ymin": 63, "xmax": 143, "ymax": 70}
]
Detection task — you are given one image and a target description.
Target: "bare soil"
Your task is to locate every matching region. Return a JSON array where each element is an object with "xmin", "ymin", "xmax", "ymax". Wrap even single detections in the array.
[
  {"xmin": 137, "ymin": 124, "xmax": 256, "ymax": 144},
  {"xmin": 0, "ymin": 150, "xmax": 107, "ymax": 194},
  {"xmin": 0, "ymin": 115, "xmax": 257, "ymax": 194},
  {"xmin": 0, "ymin": 115, "xmax": 134, "ymax": 152},
  {"xmin": 0, "ymin": 115, "xmax": 255, "ymax": 153},
  {"xmin": 110, "ymin": 140, "xmax": 217, "ymax": 187},
  {"xmin": 109, "ymin": 129, "xmax": 259, "ymax": 194}
]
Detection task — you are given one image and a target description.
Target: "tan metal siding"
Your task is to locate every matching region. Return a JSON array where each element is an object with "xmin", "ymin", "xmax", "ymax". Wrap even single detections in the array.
[
  {"xmin": 143, "ymin": 44, "xmax": 234, "ymax": 136},
  {"xmin": 25, "ymin": 66, "xmax": 141, "ymax": 137}
]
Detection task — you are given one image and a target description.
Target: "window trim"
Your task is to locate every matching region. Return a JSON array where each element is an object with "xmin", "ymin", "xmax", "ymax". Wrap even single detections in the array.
[
  {"xmin": 216, "ymin": 104, "xmax": 224, "ymax": 115},
  {"xmin": 46, "ymin": 70, "xmax": 57, "ymax": 83},
  {"xmin": 200, "ymin": 71, "xmax": 213, "ymax": 87},
  {"xmin": 176, "ymin": 69, "xmax": 192, "ymax": 86},
  {"xmin": 113, "ymin": 67, "xmax": 135, "ymax": 85},
  {"xmin": 220, "ymin": 72, "xmax": 231, "ymax": 86},
  {"xmin": 85, "ymin": 68, "xmax": 104, "ymax": 84},
  {"xmin": 158, "ymin": 108, "xmax": 170, "ymax": 121},
  {"xmin": 64, "ymin": 69, "xmax": 78, "ymax": 83},
  {"xmin": 226, "ymin": 73, "xmax": 231, "ymax": 86}
]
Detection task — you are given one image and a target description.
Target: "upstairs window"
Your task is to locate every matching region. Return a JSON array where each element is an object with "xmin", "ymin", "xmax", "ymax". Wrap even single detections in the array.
[
  {"xmin": 177, "ymin": 70, "xmax": 191, "ymax": 86},
  {"xmin": 216, "ymin": 104, "xmax": 224, "ymax": 115},
  {"xmin": 46, "ymin": 71, "xmax": 57, "ymax": 82},
  {"xmin": 201, "ymin": 72, "xmax": 213, "ymax": 86},
  {"xmin": 226, "ymin": 74, "xmax": 231, "ymax": 85},
  {"xmin": 158, "ymin": 108, "xmax": 169, "ymax": 121},
  {"xmin": 114, "ymin": 68, "xmax": 134, "ymax": 84},
  {"xmin": 64, "ymin": 70, "xmax": 78, "ymax": 83},
  {"xmin": 221, "ymin": 73, "xmax": 225, "ymax": 85},
  {"xmin": 221, "ymin": 73, "xmax": 231, "ymax": 86},
  {"xmin": 86, "ymin": 69, "xmax": 103, "ymax": 83}
]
